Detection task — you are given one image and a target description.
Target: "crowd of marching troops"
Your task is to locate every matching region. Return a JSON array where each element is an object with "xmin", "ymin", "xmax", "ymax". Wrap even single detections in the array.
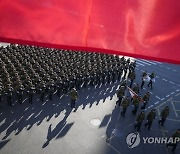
[{"xmin": 0, "ymin": 44, "xmax": 136, "ymax": 108}]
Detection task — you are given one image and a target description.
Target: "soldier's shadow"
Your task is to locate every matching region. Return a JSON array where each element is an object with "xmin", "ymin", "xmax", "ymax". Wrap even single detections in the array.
[
  {"xmin": 0, "ymin": 80, "xmax": 120, "ymax": 145},
  {"xmin": 42, "ymin": 108, "xmax": 73, "ymax": 148}
]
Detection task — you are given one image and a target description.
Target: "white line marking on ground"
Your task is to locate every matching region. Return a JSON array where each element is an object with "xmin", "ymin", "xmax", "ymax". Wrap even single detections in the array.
[
  {"xmin": 176, "ymin": 89, "xmax": 179, "ymax": 92},
  {"xmin": 171, "ymin": 92, "xmax": 175, "ymax": 95},
  {"xmin": 156, "ymin": 96, "xmax": 161, "ymax": 100},
  {"xmin": 169, "ymin": 81, "xmax": 175, "ymax": 84},
  {"xmin": 161, "ymin": 98, "xmax": 165, "ymax": 101},
  {"xmin": 156, "ymin": 76, "xmax": 159, "ymax": 78},
  {"xmin": 165, "ymin": 67, "xmax": 170, "ymax": 70},
  {"xmin": 173, "ymin": 69, "xmax": 177, "ymax": 72},
  {"xmin": 170, "ymin": 101, "xmax": 178, "ymax": 117},
  {"xmin": 167, "ymin": 98, "xmax": 173, "ymax": 102},
  {"xmin": 137, "ymin": 59, "xmax": 151, "ymax": 65},
  {"xmin": 166, "ymin": 95, "xmax": 170, "ymax": 98},
  {"xmin": 149, "ymin": 91, "xmax": 153, "ymax": 94},
  {"xmin": 148, "ymin": 105, "xmax": 154, "ymax": 109},
  {"xmin": 156, "ymin": 101, "xmax": 167, "ymax": 109},
  {"xmin": 154, "ymin": 101, "xmax": 159, "ymax": 105},
  {"xmin": 136, "ymin": 62, "xmax": 145, "ymax": 66},
  {"xmin": 162, "ymin": 78, "xmax": 167, "ymax": 82},
  {"xmin": 159, "ymin": 65, "xmax": 164, "ymax": 67},
  {"xmin": 167, "ymin": 118, "xmax": 180, "ymax": 122},
  {"xmin": 175, "ymin": 93, "xmax": 180, "ymax": 97},
  {"xmin": 142, "ymin": 59, "xmax": 157, "ymax": 65},
  {"xmin": 155, "ymin": 61, "xmax": 162, "ymax": 64}
]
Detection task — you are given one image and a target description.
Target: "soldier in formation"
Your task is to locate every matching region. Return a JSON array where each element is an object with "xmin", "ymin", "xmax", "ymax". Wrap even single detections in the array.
[
  {"xmin": 145, "ymin": 109, "xmax": 156, "ymax": 130},
  {"xmin": 158, "ymin": 106, "xmax": 170, "ymax": 127}
]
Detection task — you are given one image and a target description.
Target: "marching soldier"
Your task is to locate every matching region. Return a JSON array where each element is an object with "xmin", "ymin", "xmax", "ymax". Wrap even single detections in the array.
[
  {"xmin": 158, "ymin": 106, "xmax": 170, "ymax": 126},
  {"xmin": 132, "ymin": 96, "xmax": 140, "ymax": 115},
  {"xmin": 132, "ymin": 83, "xmax": 140, "ymax": 94},
  {"xmin": 134, "ymin": 111, "xmax": 145, "ymax": 131},
  {"xmin": 129, "ymin": 71, "xmax": 136, "ymax": 88},
  {"xmin": 70, "ymin": 88, "xmax": 78, "ymax": 109},
  {"xmin": 166, "ymin": 129, "xmax": 180, "ymax": 153},
  {"xmin": 141, "ymin": 92, "xmax": 150, "ymax": 109},
  {"xmin": 148, "ymin": 72, "xmax": 155, "ymax": 89},
  {"xmin": 121, "ymin": 96, "xmax": 130, "ymax": 117},
  {"xmin": 116, "ymin": 86, "xmax": 125, "ymax": 106},
  {"xmin": 145, "ymin": 109, "xmax": 156, "ymax": 130}
]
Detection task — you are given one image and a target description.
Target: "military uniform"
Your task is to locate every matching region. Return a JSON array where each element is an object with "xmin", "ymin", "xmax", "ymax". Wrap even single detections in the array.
[
  {"xmin": 141, "ymin": 92, "xmax": 150, "ymax": 109},
  {"xmin": 134, "ymin": 111, "xmax": 145, "ymax": 131},
  {"xmin": 145, "ymin": 109, "xmax": 156, "ymax": 130},
  {"xmin": 158, "ymin": 106, "xmax": 170, "ymax": 126},
  {"xmin": 116, "ymin": 86, "xmax": 125, "ymax": 106},
  {"xmin": 121, "ymin": 97, "xmax": 130, "ymax": 117},
  {"xmin": 129, "ymin": 71, "xmax": 136, "ymax": 88},
  {"xmin": 132, "ymin": 97, "xmax": 140, "ymax": 115},
  {"xmin": 166, "ymin": 129, "xmax": 180, "ymax": 152},
  {"xmin": 70, "ymin": 88, "xmax": 78, "ymax": 108}
]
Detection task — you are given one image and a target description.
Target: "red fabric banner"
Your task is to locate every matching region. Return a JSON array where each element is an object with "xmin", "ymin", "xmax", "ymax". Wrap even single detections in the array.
[{"xmin": 0, "ymin": 0, "xmax": 180, "ymax": 63}]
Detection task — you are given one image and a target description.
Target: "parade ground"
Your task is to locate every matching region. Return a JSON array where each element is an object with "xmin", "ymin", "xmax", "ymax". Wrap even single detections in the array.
[{"xmin": 0, "ymin": 56, "xmax": 180, "ymax": 154}]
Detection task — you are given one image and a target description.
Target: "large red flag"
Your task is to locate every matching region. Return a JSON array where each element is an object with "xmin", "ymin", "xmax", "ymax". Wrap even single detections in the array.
[{"xmin": 0, "ymin": 0, "xmax": 180, "ymax": 63}]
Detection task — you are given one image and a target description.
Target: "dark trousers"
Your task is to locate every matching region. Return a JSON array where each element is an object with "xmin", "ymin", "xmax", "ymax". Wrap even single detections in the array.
[
  {"xmin": 134, "ymin": 122, "xmax": 142, "ymax": 131},
  {"xmin": 132, "ymin": 106, "xmax": 138, "ymax": 115},
  {"xmin": 130, "ymin": 79, "xmax": 134, "ymax": 88},
  {"xmin": 167, "ymin": 143, "xmax": 177, "ymax": 152},
  {"xmin": 71, "ymin": 100, "xmax": 76, "ymax": 108},
  {"xmin": 141, "ymin": 80, "xmax": 145, "ymax": 89},
  {"xmin": 148, "ymin": 80, "xmax": 153, "ymax": 89},
  {"xmin": 141, "ymin": 102, "xmax": 147, "ymax": 109},
  {"xmin": 145, "ymin": 120, "xmax": 153, "ymax": 130},
  {"xmin": 121, "ymin": 108, "xmax": 127, "ymax": 117},
  {"xmin": 158, "ymin": 117, "xmax": 166, "ymax": 126},
  {"xmin": 116, "ymin": 96, "xmax": 123, "ymax": 106}
]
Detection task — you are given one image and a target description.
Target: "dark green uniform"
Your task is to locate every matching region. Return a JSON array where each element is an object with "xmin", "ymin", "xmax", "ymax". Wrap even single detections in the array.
[
  {"xmin": 132, "ymin": 97, "xmax": 140, "ymax": 115},
  {"xmin": 70, "ymin": 88, "xmax": 78, "ymax": 108},
  {"xmin": 121, "ymin": 97, "xmax": 130, "ymax": 117},
  {"xmin": 134, "ymin": 111, "xmax": 145, "ymax": 131},
  {"xmin": 167, "ymin": 129, "xmax": 180, "ymax": 152},
  {"xmin": 145, "ymin": 109, "xmax": 156, "ymax": 130},
  {"xmin": 116, "ymin": 86, "xmax": 125, "ymax": 106},
  {"xmin": 158, "ymin": 106, "xmax": 170, "ymax": 126}
]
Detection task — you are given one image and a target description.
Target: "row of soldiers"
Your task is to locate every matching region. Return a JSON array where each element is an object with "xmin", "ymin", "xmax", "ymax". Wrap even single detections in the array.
[{"xmin": 0, "ymin": 44, "xmax": 136, "ymax": 107}]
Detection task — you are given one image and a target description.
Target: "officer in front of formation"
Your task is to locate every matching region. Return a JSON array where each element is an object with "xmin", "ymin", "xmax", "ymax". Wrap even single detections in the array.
[
  {"xmin": 70, "ymin": 88, "xmax": 78, "ymax": 109},
  {"xmin": 145, "ymin": 109, "xmax": 156, "ymax": 130}
]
